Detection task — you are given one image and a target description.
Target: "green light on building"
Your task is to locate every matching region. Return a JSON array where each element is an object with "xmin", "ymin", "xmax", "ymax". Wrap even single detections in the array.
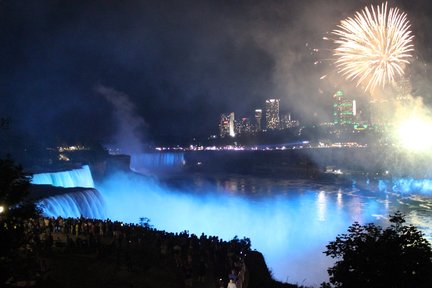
[
  {"xmin": 333, "ymin": 90, "xmax": 354, "ymax": 126},
  {"xmin": 334, "ymin": 90, "xmax": 344, "ymax": 97}
]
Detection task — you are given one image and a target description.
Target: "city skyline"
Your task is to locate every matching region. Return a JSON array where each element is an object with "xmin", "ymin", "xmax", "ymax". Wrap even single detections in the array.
[
  {"xmin": 218, "ymin": 98, "xmax": 299, "ymax": 138},
  {"xmin": 1, "ymin": 0, "xmax": 432, "ymax": 152}
]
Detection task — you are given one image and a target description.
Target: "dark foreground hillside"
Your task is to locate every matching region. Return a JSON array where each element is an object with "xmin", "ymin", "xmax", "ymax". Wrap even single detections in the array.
[{"xmin": 13, "ymin": 217, "xmax": 299, "ymax": 288}]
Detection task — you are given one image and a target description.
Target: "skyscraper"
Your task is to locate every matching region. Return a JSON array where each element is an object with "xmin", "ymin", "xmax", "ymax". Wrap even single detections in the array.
[
  {"xmin": 219, "ymin": 112, "xmax": 235, "ymax": 138},
  {"xmin": 255, "ymin": 109, "xmax": 262, "ymax": 131},
  {"xmin": 239, "ymin": 117, "xmax": 252, "ymax": 134},
  {"xmin": 333, "ymin": 90, "xmax": 354, "ymax": 126},
  {"xmin": 228, "ymin": 112, "xmax": 235, "ymax": 137},
  {"xmin": 281, "ymin": 113, "xmax": 299, "ymax": 129},
  {"xmin": 219, "ymin": 114, "xmax": 229, "ymax": 138},
  {"xmin": 265, "ymin": 99, "xmax": 280, "ymax": 130}
]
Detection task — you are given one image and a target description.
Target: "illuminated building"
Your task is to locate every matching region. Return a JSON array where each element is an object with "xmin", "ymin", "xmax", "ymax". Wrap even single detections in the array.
[
  {"xmin": 333, "ymin": 90, "xmax": 355, "ymax": 126},
  {"xmin": 229, "ymin": 112, "xmax": 235, "ymax": 137},
  {"xmin": 239, "ymin": 118, "xmax": 252, "ymax": 134},
  {"xmin": 219, "ymin": 114, "xmax": 230, "ymax": 138},
  {"xmin": 265, "ymin": 99, "xmax": 280, "ymax": 130},
  {"xmin": 353, "ymin": 109, "xmax": 369, "ymax": 131},
  {"xmin": 255, "ymin": 109, "xmax": 262, "ymax": 131},
  {"xmin": 280, "ymin": 113, "xmax": 299, "ymax": 129},
  {"xmin": 234, "ymin": 120, "xmax": 241, "ymax": 135},
  {"xmin": 219, "ymin": 112, "xmax": 235, "ymax": 138}
]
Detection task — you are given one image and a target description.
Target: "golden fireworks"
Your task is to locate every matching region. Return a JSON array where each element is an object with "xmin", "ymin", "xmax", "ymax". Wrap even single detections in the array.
[{"xmin": 333, "ymin": 2, "xmax": 414, "ymax": 91}]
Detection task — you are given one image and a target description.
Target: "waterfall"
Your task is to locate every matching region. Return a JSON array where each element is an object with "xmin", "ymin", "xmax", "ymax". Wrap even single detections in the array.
[
  {"xmin": 32, "ymin": 165, "xmax": 95, "ymax": 188},
  {"xmin": 33, "ymin": 152, "xmax": 185, "ymax": 219},
  {"xmin": 33, "ymin": 165, "xmax": 104, "ymax": 218},
  {"xmin": 130, "ymin": 152, "xmax": 185, "ymax": 172},
  {"xmin": 39, "ymin": 188, "xmax": 106, "ymax": 219}
]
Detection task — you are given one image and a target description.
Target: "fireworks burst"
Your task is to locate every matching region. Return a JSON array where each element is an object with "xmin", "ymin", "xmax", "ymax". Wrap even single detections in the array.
[{"xmin": 333, "ymin": 2, "xmax": 414, "ymax": 91}]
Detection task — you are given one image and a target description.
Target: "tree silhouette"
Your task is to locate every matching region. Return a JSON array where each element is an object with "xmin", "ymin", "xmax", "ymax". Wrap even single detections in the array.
[
  {"xmin": 0, "ymin": 155, "xmax": 40, "ymax": 284},
  {"xmin": 0, "ymin": 155, "xmax": 30, "ymax": 206},
  {"xmin": 322, "ymin": 212, "xmax": 432, "ymax": 288}
]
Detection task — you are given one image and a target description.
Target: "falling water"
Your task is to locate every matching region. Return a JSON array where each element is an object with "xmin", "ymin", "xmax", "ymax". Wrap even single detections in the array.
[
  {"xmin": 130, "ymin": 152, "xmax": 185, "ymax": 173},
  {"xmin": 32, "ymin": 165, "xmax": 95, "ymax": 188},
  {"xmin": 32, "ymin": 165, "xmax": 101, "ymax": 218},
  {"xmin": 39, "ymin": 188, "xmax": 106, "ymax": 219}
]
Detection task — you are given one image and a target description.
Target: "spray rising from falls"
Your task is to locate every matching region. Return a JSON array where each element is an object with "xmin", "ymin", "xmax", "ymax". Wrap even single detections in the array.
[{"xmin": 32, "ymin": 165, "xmax": 95, "ymax": 188}]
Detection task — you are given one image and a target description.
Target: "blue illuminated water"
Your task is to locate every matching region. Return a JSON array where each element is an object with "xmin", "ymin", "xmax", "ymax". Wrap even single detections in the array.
[
  {"xmin": 39, "ymin": 188, "xmax": 106, "ymax": 219},
  {"xmin": 32, "ymin": 165, "xmax": 104, "ymax": 219},
  {"xmin": 32, "ymin": 165, "xmax": 95, "ymax": 188},
  {"xmin": 33, "ymin": 161, "xmax": 432, "ymax": 286},
  {"xmin": 130, "ymin": 152, "xmax": 184, "ymax": 174}
]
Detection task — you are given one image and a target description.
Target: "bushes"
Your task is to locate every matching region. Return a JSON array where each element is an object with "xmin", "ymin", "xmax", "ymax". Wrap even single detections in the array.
[
  {"xmin": 322, "ymin": 212, "xmax": 432, "ymax": 288},
  {"xmin": 0, "ymin": 156, "xmax": 41, "ymax": 284}
]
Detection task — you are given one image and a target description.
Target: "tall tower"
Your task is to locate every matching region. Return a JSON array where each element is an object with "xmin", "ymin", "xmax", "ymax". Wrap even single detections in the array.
[
  {"xmin": 219, "ymin": 114, "xmax": 230, "ymax": 138},
  {"xmin": 265, "ymin": 99, "xmax": 280, "ymax": 130},
  {"xmin": 238, "ymin": 118, "xmax": 252, "ymax": 134},
  {"xmin": 228, "ymin": 112, "xmax": 235, "ymax": 137},
  {"xmin": 333, "ymin": 90, "xmax": 354, "ymax": 126},
  {"xmin": 219, "ymin": 112, "xmax": 236, "ymax": 138},
  {"xmin": 255, "ymin": 109, "xmax": 262, "ymax": 131}
]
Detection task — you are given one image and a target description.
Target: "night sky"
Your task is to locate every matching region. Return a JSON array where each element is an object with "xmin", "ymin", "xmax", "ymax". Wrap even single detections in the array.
[{"xmin": 1, "ymin": 0, "xmax": 432, "ymax": 152}]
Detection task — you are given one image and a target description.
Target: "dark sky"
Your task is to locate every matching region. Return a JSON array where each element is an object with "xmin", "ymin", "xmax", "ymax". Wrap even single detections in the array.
[{"xmin": 1, "ymin": 0, "xmax": 432, "ymax": 151}]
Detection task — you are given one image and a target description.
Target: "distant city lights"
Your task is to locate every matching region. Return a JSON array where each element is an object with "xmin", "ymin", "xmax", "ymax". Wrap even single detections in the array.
[
  {"xmin": 59, "ymin": 154, "xmax": 70, "ymax": 161},
  {"xmin": 58, "ymin": 145, "xmax": 88, "ymax": 152},
  {"xmin": 153, "ymin": 140, "xmax": 366, "ymax": 152}
]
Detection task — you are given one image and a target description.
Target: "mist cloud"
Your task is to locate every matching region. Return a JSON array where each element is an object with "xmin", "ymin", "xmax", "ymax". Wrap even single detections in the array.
[{"xmin": 95, "ymin": 85, "xmax": 147, "ymax": 155}]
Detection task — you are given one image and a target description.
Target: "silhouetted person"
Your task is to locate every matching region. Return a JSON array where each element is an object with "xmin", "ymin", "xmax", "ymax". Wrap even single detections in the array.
[{"xmin": 227, "ymin": 278, "xmax": 236, "ymax": 288}]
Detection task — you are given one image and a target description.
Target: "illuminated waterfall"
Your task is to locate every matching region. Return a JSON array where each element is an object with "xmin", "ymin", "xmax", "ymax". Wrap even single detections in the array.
[
  {"xmin": 130, "ymin": 152, "xmax": 185, "ymax": 173},
  {"xmin": 39, "ymin": 188, "xmax": 106, "ymax": 219},
  {"xmin": 33, "ymin": 165, "xmax": 101, "ymax": 218},
  {"xmin": 32, "ymin": 165, "xmax": 95, "ymax": 188}
]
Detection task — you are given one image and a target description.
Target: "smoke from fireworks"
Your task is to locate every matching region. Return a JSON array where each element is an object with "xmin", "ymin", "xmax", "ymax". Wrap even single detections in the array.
[{"xmin": 333, "ymin": 2, "xmax": 414, "ymax": 91}]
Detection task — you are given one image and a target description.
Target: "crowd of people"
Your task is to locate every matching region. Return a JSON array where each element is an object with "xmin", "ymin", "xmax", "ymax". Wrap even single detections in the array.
[{"xmin": 21, "ymin": 216, "xmax": 251, "ymax": 288}]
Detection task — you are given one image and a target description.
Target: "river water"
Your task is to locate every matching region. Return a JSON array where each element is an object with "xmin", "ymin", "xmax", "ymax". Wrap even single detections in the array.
[
  {"xmin": 97, "ymin": 169, "xmax": 432, "ymax": 286},
  {"xmin": 35, "ymin": 152, "xmax": 432, "ymax": 287}
]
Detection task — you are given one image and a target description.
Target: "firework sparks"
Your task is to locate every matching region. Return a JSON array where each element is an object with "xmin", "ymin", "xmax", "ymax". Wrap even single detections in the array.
[{"xmin": 333, "ymin": 2, "xmax": 414, "ymax": 91}]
